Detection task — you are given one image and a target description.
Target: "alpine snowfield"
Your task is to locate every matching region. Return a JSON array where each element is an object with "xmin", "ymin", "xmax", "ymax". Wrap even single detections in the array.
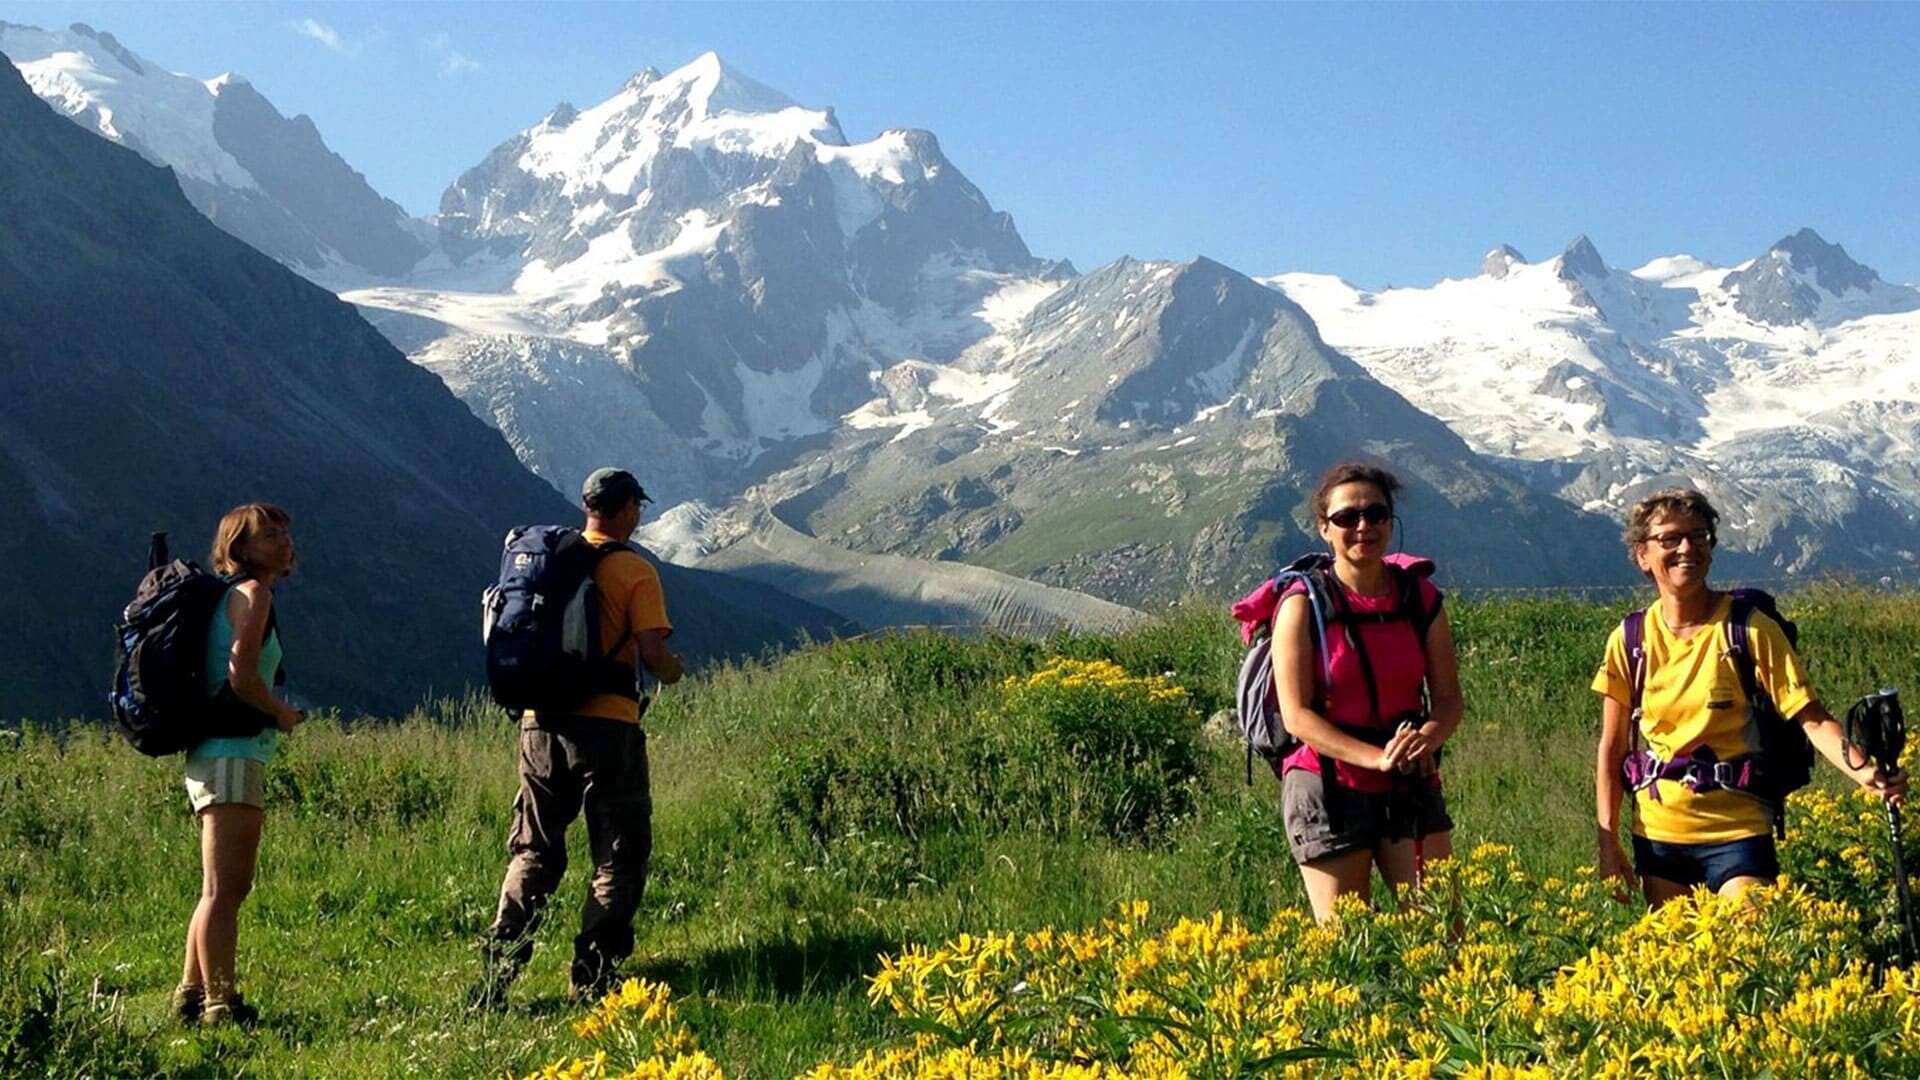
[{"xmin": 1267, "ymin": 231, "xmax": 1920, "ymax": 567}]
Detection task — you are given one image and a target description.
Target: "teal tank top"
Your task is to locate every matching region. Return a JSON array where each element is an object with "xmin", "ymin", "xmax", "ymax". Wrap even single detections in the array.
[{"xmin": 191, "ymin": 583, "xmax": 284, "ymax": 764}]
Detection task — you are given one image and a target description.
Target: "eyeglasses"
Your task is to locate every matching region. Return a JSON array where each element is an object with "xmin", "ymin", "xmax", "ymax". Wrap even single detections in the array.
[
  {"xmin": 1645, "ymin": 529, "xmax": 1714, "ymax": 550},
  {"xmin": 1325, "ymin": 504, "xmax": 1392, "ymax": 529}
]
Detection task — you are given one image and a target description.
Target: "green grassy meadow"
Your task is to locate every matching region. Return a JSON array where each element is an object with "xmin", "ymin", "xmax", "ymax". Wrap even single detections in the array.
[{"xmin": 4, "ymin": 586, "xmax": 1917, "ymax": 1077}]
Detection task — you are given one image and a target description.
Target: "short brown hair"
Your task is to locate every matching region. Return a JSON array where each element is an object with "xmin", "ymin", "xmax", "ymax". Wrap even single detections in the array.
[
  {"xmin": 1310, "ymin": 460, "xmax": 1403, "ymax": 522},
  {"xmin": 211, "ymin": 503, "xmax": 292, "ymax": 577},
  {"xmin": 1622, "ymin": 487, "xmax": 1719, "ymax": 554}
]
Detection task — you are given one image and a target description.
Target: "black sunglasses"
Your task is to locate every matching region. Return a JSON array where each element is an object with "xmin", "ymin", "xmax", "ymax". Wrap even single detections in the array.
[
  {"xmin": 1645, "ymin": 529, "xmax": 1713, "ymax": 550},
  {"xmin": 1325, "ymin": 503, "xmax": 1392, "ymax": 529}
]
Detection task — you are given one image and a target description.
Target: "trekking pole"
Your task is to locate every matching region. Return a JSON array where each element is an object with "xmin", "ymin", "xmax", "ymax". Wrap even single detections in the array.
[
  {"xmin": 1846, "ymin": 688, "xmax": 1918, "ymax": 965},
  {"xmin": 1396, "ymin": 717, "xmax": 1428, "ymax": 889}
]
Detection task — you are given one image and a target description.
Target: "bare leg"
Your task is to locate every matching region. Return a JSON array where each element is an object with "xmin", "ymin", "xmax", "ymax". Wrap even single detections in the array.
[
  {"xmin": 1299, "ymin": 848, "xmax": 1376, "ymax": 923},
  {"xmin": 185, "ymin": 805, "xmax": 263, "ymax": 1001},
  {"xmin": 1376, "ymin": 830, "xmax": 1453, "ymax": 892},
  {"xmin": 1642, "ymin": 874, "xmax": 1691, "ymax": 910},
  {"xmin": 1717, "ymin": 874, "xmax": 1774, "ymax": 904}
]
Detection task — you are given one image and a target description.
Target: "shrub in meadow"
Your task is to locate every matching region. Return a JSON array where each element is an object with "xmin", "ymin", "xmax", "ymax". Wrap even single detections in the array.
[
  {"xmin": 759, "ymin": 656, "xmax": 1207, "ymax": 861},
  {"xmin": 994, "ymin": 658, "xmax": 1204, "ymax": 840}
]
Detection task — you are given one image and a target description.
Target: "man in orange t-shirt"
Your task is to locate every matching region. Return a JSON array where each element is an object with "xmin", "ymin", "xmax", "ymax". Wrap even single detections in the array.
[{"xmin": 477, "ymin": 467, "xmax": 683, "ymax": 1006}]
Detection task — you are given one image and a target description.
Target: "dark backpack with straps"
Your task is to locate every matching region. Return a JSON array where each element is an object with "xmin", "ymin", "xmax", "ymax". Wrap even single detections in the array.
[
  {"xmin": 1621, "ymin": 588, "xmax": 1815, "ymax": 836},
  {"xmin": 109, "ymin": 532, "xmax": 278, "ymax": 756},
  {"xmin": 482, "ymin": 526, "xmax": 639, "ymax": 716},
  {"xmin": 1232, "ymin": 552, "xmax": 1438, "ymax": 782}
]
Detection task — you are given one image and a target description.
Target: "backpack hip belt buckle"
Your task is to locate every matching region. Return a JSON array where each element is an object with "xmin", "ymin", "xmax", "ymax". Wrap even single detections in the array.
[{"xmin": 1623, "ymin": 749, "xmax": 1664, "ymax": 794}]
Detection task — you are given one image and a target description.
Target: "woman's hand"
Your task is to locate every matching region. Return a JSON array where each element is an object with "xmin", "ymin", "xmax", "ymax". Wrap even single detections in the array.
[
  {"xmin": 1864, "ymin": 766, "xmax": 1908, "ymax": 808},
  {"xmin": 275, "ymin": 704, "xmax": 305, "ymax": 732},
  {"xmin": 1374, "ymin": 726, "xmax": 1421, "ymax": 773},
  {"xmin": 1392, "ymin": 721, "xmax": 1444, "ymax": 774},
  {"xmin": 1596, "ymin": 826, "xmax": 1636, "ymax": 901}
]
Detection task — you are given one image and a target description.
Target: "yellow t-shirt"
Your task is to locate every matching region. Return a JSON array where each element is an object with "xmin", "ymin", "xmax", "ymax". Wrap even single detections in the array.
[
  {"xmin": 1591, "ymin": 595, "xmax": 1815, "ymax": 843},
  {"xmin": 527, "ymin": 528, "xmax": 672, "ymax": 725}
]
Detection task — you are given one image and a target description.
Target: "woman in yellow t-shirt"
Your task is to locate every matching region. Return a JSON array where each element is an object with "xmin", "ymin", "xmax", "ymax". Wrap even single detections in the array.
[{"xmin": 1593, "ymin": 488, "xmax": 1903, "ymax": 907}]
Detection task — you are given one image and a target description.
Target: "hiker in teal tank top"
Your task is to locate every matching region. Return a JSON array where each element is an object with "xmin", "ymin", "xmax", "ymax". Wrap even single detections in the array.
[
  {"xmin": 175, "ymin": 503, "xmax": 305, "ymax": 1029},
  {"xmin": 194, "ymin": 582, "xmax": 286, "ymax": 763}
]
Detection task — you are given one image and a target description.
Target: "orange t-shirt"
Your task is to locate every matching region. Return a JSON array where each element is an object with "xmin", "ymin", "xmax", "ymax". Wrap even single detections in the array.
[{"xmin": 526, "ymin": 528, "xmax": 672, "ymax": 725}]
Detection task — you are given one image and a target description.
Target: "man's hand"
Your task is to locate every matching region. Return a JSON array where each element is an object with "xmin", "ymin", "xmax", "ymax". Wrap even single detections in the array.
[{"xmin": 636, "ymin": 629, "xmax": 683, "ymax": 685}]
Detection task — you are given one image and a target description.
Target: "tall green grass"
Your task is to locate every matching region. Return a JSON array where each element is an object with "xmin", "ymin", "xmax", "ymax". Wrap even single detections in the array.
[{"xmin": 3, "ymin": 587, "xmax": 1916, "ymax": 1076}]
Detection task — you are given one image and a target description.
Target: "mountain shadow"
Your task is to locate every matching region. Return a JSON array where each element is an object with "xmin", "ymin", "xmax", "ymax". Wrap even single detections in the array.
[{"xmin": 0, "ymin": 56, "xmax": 845, "ymax": 722}]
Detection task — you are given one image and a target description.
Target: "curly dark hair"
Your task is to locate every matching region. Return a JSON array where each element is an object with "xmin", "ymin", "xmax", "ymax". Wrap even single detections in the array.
[{"xmin": 1622, "ymin": 487, "xmax": 1720, "ymax": 573}]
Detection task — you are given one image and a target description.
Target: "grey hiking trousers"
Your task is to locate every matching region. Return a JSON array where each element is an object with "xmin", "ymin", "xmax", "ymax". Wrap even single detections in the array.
[{"xmin": 485, "ymin": 714, "xmax": 652, "ymax": 989}]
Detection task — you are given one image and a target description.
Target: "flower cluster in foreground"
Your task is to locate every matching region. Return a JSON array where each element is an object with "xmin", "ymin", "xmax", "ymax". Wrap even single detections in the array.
[{"xmin": 525, "ymin": 840, "xmax": 1919, "ymax": 1078}]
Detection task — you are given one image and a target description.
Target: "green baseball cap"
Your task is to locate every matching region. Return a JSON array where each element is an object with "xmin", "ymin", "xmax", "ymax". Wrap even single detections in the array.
[{"xmin": 581, "ymin": 467, "xmax": 650, "ymax": 510}]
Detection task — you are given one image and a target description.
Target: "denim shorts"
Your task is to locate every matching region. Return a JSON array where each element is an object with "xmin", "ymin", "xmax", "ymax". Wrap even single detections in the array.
[{"xmin": 1632, "ymin": 833, "xmax": 1779, "ymax": 891}]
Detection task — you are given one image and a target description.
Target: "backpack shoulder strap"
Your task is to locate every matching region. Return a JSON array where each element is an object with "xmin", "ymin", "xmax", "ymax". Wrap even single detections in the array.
[
  {"xmin": 586, "ymin": 538, "xmax": 655, "ymax": 666},
  {"xmin": 1318, "ymin": 567, "xmax": 1383, "ymax": 723},
  {"xmin": 1272, "ymin": 566, "xmax": 1335, "ymax": 708},
  {"xmin": 1392, "ymin": 565, "xmax": 1440, "ymax": 644},
  {"xmin": 1724, "ymin": 593, "xmax": 1765, "ymax": 709},
  {"xmin": 1622, "ymin": 609, "xmax": 1648, "ymax": 715}
]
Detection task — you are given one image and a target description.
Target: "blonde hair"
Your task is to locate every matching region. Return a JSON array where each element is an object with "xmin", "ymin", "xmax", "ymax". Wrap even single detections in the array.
[{"xmin": 211, "ymin": 503, "xmax": 293, "ymax": 577}]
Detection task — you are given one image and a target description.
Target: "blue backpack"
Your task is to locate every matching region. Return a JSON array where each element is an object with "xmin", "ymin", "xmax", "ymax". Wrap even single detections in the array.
[
  {"xmin": 482, "ymin": 526, "xmax": 639, "ymax": 716},
  {"xmin": 1620, "ymin": 588, "xmax": 1815, "ymax": 837}
]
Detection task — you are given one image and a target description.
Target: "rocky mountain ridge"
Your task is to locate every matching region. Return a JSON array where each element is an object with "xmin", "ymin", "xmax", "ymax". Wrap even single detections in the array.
[
  {"xmin": 9, "ymin": 28, "xmax": 1914, "ymax": 594},
  {"xmin": 1, "ymin": 20, "xmax": 428, "ymax": 280}
]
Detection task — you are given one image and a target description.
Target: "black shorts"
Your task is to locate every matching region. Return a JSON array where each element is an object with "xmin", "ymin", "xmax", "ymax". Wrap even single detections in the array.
[{"xmin": 1281, "ymin": 766, "xmax": 1452, "ymax": 864}]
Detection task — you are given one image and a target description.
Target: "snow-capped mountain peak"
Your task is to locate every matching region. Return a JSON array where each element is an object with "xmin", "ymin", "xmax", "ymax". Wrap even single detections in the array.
[
  {"xmin": 4, "ymin": 19, "xmax": 427, "ymax": 279},
  {"xmin": 1763, "ymin": 227, "xmax": 1878, "ymax": 294},
  {"xmin": 505, "ymin": 54, "xmax": 843, "ymax": 202},
  {"xmin": 2, "ymin": 20, "xmax": 257, "ymax": 189},
  {"xmin": 368, "ymin": 52, "xmax": 1062, "ymax": 503},
  {"xmin": 1481, "ymin": 244, "xmax": 1527, "ymax": 279},
  {"xmin": 651, "ymin": 50, "xmax": 799, "ymax": 121},
  {"xmin": 1557, "ymin": 234, "xmax": 1609, "ymax": 281},
  {"xmin": 1630, "ymin": 253, "xmax": 1711, "ymax": 283},
  {"xmin": 1721, "ymin": 227, "xmax": 1906, "ymax": 325}
]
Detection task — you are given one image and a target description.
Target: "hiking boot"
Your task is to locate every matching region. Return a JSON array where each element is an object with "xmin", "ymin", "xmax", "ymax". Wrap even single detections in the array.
[
  {"xmin": 468, "ymin": 952, "xmax": 521, "ymax": 1013},
  {"xmin": 200, "ymin": 993, "xmax": 258, "ymax": 1028},
  {"xmin": 466, "ymin": 974, "xmax": 511, "ymax": 1013},
  {"xmin": 566, "ymin": 961, "xmax": 622, "ymax": 1003},
  {"xmin": 168, "ymin": 984, "xmax": 205, "ymax": 1025}
]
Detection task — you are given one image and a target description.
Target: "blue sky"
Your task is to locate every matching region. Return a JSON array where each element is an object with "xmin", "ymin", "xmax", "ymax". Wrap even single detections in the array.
[{"xmin": 8, "ymin": 1, "xmax": 1917, "ymax": 287}]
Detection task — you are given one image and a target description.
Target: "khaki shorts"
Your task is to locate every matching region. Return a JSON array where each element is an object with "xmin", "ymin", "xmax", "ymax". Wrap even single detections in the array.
[
  {"xmin": 1281, "ymin": 766, "xmax": 1452, "ymax": 864},
  {"xmin": 185, "ymin": 756, "xmax": 266, "ymax": 813}
]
